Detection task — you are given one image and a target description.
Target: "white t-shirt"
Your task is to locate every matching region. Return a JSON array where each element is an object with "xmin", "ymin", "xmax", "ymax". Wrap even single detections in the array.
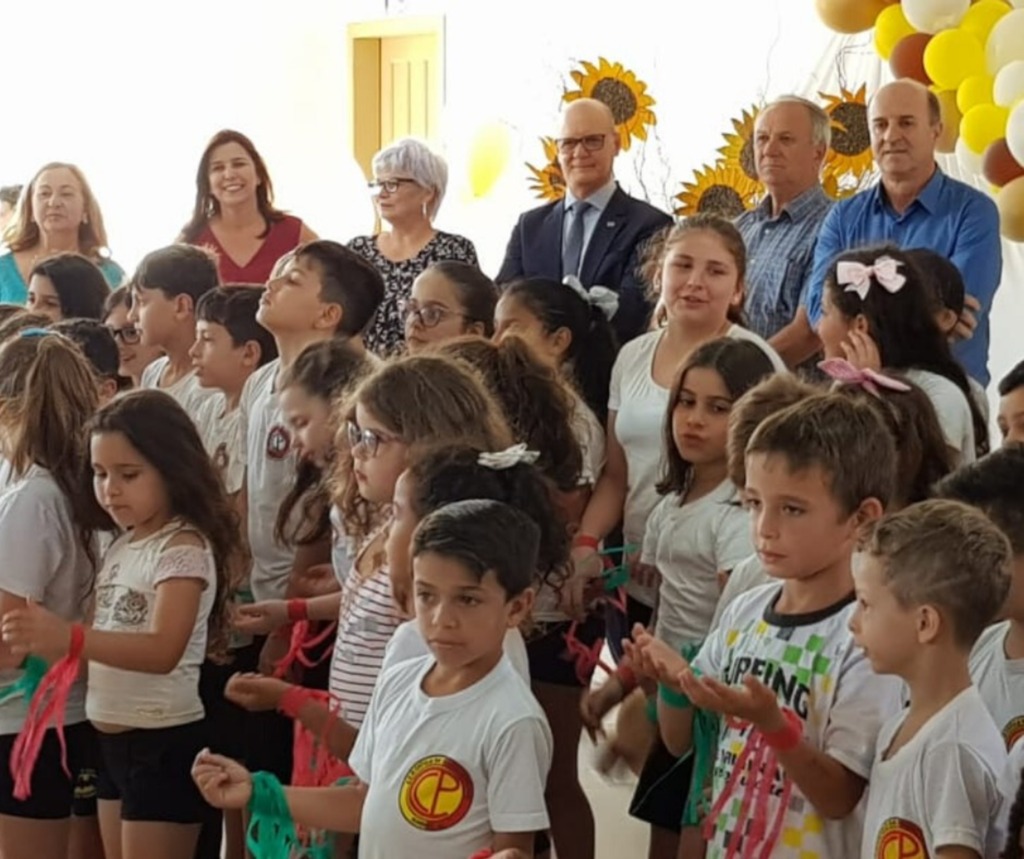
[
  {"xmin": 241, "ymin": 359, "xmax": 298, "ymax": 602},
  {"xmin": 709, "ymin": 552, "xmax": 770, "ymax": 632},
  {"xmin": 0, "ymin": 467, "xmax": 97, "ymax": 734},
  {"xmin": 349, "ymin": 654, "xmax": 552, "ymax": 859},
  {"xmin": 861, "ymin": 687, "xmax": 1007, "ymax": 859},
  {"xmin": 569, "ymin": 390, "xmax": 605, "ymax": 487},
  {"xmin": 140, "ymin": 356, "xmax": 217, "ymax": 418},
  {"xmin": 330, "ymin": 504, "xmax": 357, "ymax": 587},
  {"xmin": 87, "ymin": 519, "xmax": 217, "ymax": 728},
  {"xmin": 904, "ymin": 368, "xmax": 976, "ymax": 464},
  {"xmin": 970, "ymin": 621, "xmax": 1024, "ymax": 750},
  {"xmin": 641, "ymin": 480, "xmax": 752, "ymax": 651},
  {"xmin": 693, "ymin": 582, "xmax": 899, "ymax": 859},
  {"xmin": 382, "ymin": 620, "xmax": 530, "ymax": 683},
  {"xmin": 194, "ymin": 394, "xmax": 246, "ymax": 495},
  {"xmin": 609, "ymin": 327, "xmax": 784, "ymax": 606}
]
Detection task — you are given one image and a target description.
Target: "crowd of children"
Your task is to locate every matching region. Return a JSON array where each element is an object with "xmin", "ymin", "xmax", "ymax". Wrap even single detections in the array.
[{"xmin": 0, "ymin": 217, "xmax": 1021, "ymax": 859}]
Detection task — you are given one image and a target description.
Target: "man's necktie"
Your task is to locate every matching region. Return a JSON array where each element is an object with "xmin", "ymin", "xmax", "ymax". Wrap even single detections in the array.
[{"xmin": 562, "ymin": 201, "xmax": 591, "ymax": 278}]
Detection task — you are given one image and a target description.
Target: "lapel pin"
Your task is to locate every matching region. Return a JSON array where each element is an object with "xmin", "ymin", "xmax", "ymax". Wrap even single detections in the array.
[{"xmin": 606, "ymin": 221, "xmax": 616, "ymax": 228}]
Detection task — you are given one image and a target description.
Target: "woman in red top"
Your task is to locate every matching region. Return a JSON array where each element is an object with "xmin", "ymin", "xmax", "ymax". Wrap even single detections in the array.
[{"xmin": 179, "ymin": 130, "xmax": 317, "ymax": 284}]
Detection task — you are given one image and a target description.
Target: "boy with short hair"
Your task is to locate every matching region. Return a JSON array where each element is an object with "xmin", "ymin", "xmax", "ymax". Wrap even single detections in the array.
[
  {"xmin": 130, "ymin": 243, "xmax": 220, "ymax": 413},
  {"xmin": 193, "ymin": 499, "xmax": 553, "ymax": 859},
  {"xmin": 50, "ymin": 318, "xmax": 123, "ymax": 406},
  {"xmin": 850, "ymin": 499, "xmax": 1011, "ymax": 859},
  {"xmin": 998, "ymin": 360, "xmax": 1024, "ymax": 447},
  {"xmin": 632, "ymin": 393, "xmax": 900, "ymax": 858}
]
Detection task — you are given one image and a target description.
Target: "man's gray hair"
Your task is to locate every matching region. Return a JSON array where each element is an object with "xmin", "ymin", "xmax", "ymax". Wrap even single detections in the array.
[
  {"xmin": 764, "ymin": 95, "xmax": 832, "ymax": 149},
  {"xmin": 372, "ymin": 138, "xmax": 449, "ymax": 220}
]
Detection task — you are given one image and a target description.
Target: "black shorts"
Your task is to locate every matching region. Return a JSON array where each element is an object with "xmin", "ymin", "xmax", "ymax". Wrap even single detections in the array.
[
  {"xmin": 0, "ymin": 721, "xmax": 96, "ymax": 820},
  {"xmin": 95, "ymin": 720, "xmax": 209, "ymax": 823},
  {"xmin": 629, "ymin": 735, "xmax": 694, "ymax": 833},
  {"xmin": 526, "ymin": 614, "xmax": 604, "ymax": 687},
  {"xmin": 605, "ymin": 595, "xmax": 654, "ymax": 663}
]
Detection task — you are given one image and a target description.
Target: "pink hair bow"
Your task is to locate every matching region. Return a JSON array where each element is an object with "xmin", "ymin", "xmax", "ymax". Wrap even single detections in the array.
[
  {"xmin": 818, "ymin": 358, "xmax": 911, "ymax": 398},
  {"xmin": 835, "ymin": 255, "xmax": 906, "ymax": 300}
]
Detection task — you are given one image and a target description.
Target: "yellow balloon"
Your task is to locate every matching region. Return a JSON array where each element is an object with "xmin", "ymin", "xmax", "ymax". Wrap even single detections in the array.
[
  {"xmin": 996, "ymin": 175, "xmax": 1024, "ymax": 240},
  {"xmin": 925, "ymin": 28, "xmax": 987, "ymax": 90},
  {"xmin": 960, "ymin": 0, "xmax": 1012, "ymax": 43},
  {"xmin": 874, "ymin": 4, "xmax": 916, "ymax": 60},
  {"xmin": 467, "ymin": 123, "xmax": 511, "ymax": 198},
  {"xmin": 957, "ymin": 73, "xmax": 995, "ymax": 113},
  {"xmin": 936, "ymin": 90, "xmax": 962, "ymax": 152},
  {"xmin": 961, "ymin": 103, "xmax": 1011, "ymax": 152}
]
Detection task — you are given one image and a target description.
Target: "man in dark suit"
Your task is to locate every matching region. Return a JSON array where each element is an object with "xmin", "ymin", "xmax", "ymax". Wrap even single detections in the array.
[{"xmin": 497, "ymin": 98, "xmax": 672, "ymax": 342}]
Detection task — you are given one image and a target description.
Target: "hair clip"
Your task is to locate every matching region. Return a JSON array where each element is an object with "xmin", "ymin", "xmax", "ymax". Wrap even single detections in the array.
[
  {"xmin": 562, "ymin": 275, "xmax": 620, "ymax": 321},
  {"xmin": 818, "ymin": 358, "xmax": 911, "ymax": 398},
  {"xmin": 835, "ymin": 255, "xmax": 906, "ymax": 301},
  {"xmin": 18, "ymin": 328, "xmax": 54, "ymax": 339},
  {"xmin": 478, "ymin": 443, "xmax": 540, "ymax": 470}
]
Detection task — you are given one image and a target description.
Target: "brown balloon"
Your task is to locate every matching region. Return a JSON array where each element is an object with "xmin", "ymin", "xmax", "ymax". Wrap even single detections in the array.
[
  {"xmin": 889, "ymin": 33, "xmax": 933, "ymax": 86},
  {"xmin": 997, "ymin": 176, "xmax": 1024, "ymax": 242},
  {"xmin": 936, "ymin": 90, "xmax": 961, "ymax": 154},
  {"xmin": 983, "ymin": 139, "xmax": 1024, "ymax": 188}
]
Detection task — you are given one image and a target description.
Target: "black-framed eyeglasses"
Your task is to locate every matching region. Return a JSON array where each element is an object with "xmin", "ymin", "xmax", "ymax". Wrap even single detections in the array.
[
  {"xmin": 109, "ymin": 325, "xmax": 141, "ymax": 346},
  {"xmin": 555, "ymin": 134, "xmax": 607, "ymax": 154},
  {"xmin": 345, "ymin": 420, "xmax": 398, "ymax": 458},
  {"xmin": 398, "ymin": 298, "xmax": 463, "ymax": 330},
  {"xmin": 368, "ymin": 178, "xmax": 419, "ymax": 194}
]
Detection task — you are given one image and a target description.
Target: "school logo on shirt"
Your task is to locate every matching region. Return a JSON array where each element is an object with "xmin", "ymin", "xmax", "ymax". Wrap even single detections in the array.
[
  {"xmin": 398, "ymin": 755, "xmax": 473, "ymax": 831},
  {"xmin": 1004, "ymin": 715, "xmax": 1024, "ymax": 750},
  {"xmin": 265, "ymin": 425, "xmax": 292, "ymax": 460},
  {"xmin": 874, "ymin": 817, "xmax": 929, "ymax": 859}
]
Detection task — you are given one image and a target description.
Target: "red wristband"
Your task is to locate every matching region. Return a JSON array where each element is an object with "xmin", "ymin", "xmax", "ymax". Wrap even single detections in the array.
[
  {"xmin": 615, "ymin": 663, "xmax": 638, "ymax": 693},
  {"xmin": 761, "ymin": 708, "xmax": 803, "ymax": 752},
  {"xmin": 286, "ymin": 599, "xmax": 308, "ymax": 623},
  {"xmin": 277, "ymin": 685, "xmax": 311, "ymax": 720},
  {"xmin": 68, "ymin": 623, "xmax": 85, "ymax": 658},
  {"xmin": 573, "ymin": 534, "xmax": 600, "ymax": 551}
]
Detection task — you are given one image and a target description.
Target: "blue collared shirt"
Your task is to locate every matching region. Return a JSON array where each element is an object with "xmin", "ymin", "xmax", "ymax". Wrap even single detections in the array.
[
  {"xmin": 735, "ymin": 185, "xmax": 833, "ymax": 340},
  {"xmin": 563, "ymin": 178, "xmax": 618, "ymax": 261},
  {"xmin": 803, "ymin": 168, "xmax": 1002, "ymax": 385}
]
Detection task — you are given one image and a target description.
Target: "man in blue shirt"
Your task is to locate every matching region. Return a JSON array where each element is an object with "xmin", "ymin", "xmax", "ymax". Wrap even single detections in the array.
[
  {"xmin": 803, "ymin": 79, "xmax": 1002, "ymax": 386},
  {"xmin": 735, "ymin": 96, "xmax": 833, "ymax": 368}
]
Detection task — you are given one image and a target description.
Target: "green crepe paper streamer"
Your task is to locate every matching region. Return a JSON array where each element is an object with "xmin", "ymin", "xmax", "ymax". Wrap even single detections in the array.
[
  {"xmin": 598, "ymin": 543, "xmax": 639, "ymax": 557},
  {"xmin": 597, "ymin": 543, "xmax": 639, "ymax": 592},
  {"xmin": 0, "ymin": 656, "xmax": 49, "ymax": 704},
  {"xmin": 681, "ymin": 709, "xmax": 720, "ymax": 827},
  {"xmin": 247, "ymin": 771, "xmax": 299, "ymax": 859}
]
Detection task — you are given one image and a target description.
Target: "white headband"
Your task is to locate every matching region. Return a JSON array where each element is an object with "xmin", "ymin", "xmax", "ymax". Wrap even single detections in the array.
[
  {"xmin": 562, "ymin": 275, "xmax": 620, "ymax": 321},
  {"xmin": 478, "ymin": 443, "xmax": 541, "ymax": 470}
]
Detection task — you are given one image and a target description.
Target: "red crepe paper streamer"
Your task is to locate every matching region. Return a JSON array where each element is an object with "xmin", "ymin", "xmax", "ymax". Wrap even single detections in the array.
[
  {"xmin": 286, "ymin": 688, "xmax": 353, "ymax": 789},
  {"xmin": 10, "ymin": 623, "xmax": 85, "ymax": 799},
  {"xmin": 273, "ymin": 620, "xmax": 336, "ymax": 679}
]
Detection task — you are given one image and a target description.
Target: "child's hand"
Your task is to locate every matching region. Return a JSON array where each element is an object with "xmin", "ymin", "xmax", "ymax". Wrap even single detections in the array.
[
  {"xmin": 1, "ymin": 601, "xmax": 73, "ymax": 662},
  {"xmin": 561, "ymin": 547, "xmax": 604, "ymax": 620},
  {"xmin": 579, "ymin": 678, "xmax": 626, "ymax": 739},
  {"xmin": 258, "ymin": 632, "xmax": 292, "ymax": 678},
  {"xmin": 233, "ymin": 601, "xmax": 289, "ymax": 635},
  {"xmin": 678, "ymin": 671, "xmax": 785, "ymax": 732},
  {"xmin": 624, "ymin": 624, "xmax": 689, "ymax": 689},
  {"xmin": 225, "ymin": 673, "xmax": 291, "ymax": 712},
  {"xmin": 192, "ymin": 749, "xmax": 253, "ymax": 810},
  {"xmin": 840, "ymin": 329, "xmax": 882, "ymax": 372}
]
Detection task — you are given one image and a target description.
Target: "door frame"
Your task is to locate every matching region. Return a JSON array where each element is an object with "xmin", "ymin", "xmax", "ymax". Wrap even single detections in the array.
[{"xmin": 346, "ymin": 15, "xmax": 446, "ymax": 179}]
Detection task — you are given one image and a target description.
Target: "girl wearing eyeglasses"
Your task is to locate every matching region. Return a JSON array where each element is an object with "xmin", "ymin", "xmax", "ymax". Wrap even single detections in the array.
[
  {"xmin": 402, "ymin": 262, "xmax": 498, "ymax": 354},
  {"xmin": 102, "ymin": 286, "xmax": 162, "ymax": 388}
]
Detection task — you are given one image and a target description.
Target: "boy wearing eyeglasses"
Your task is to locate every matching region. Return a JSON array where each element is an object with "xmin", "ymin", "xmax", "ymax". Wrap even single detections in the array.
[{"xmin": 103, "ymin": 285, "xmax": 163, "ymax": 388}]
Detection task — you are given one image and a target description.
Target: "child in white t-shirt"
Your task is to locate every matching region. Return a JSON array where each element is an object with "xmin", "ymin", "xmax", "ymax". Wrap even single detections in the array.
[
  {"xmin": 130, "ymin": 244, "xmax": 221, "ymax": 415},
  {"xmin": 850, "ymin": 499, "xmax": 1012, "ymax": 859},
  {"xmin": 193, "ymin": 499, "xmax": 552, "ymax": 859},
  {"xmin": 632, "ymin": 392, "xmax": 901, "ymax": 859}
]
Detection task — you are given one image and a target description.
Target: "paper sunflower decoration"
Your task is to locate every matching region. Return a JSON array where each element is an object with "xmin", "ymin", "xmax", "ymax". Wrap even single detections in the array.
[
  {"xmin": 717, "ymin": 106, "xmax": 764, "ymax": 192},
  {"xmin": 820, "ymin": 85, "xmax": 874, "ymax": 196},
  {"xmin": 525, "ymin": 137, "xmax": 566, "ymax": 202},
  {"xmin": 563, "ymin": 57, "xmax": 656, "ymax": 151},
  {"xmin": 674, "ymin": 162, "xmax": 761, "ymax": 218}
]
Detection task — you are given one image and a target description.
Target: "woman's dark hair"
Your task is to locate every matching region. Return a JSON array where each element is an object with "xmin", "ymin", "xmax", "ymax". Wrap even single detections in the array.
[
  {"xmin": 658, "ymin": 337, "xmax": 776, "ymax": 496},
  {"xmin": 439, "ymin": 336, "xmax": 583, "ymax": 492},
  {"xmin": 89, "ymin": 390, "xmax": 241, "ymax": 659},
  {"xmin": 825, "ymin": 244, "xmax": 988, "ymax": 458},
  {"xmin": 275, "ymin": 341, "xmax": 372, "ymax": 546},
  {"xmin": 427, "ymin": 262, "xmax": 498, "ymax": 337},
  {"xmin": 501, "ymin": 277, "xmax": 619, "ymax": 423},
  {"xmin": 405, "ymin": 443, "xmax": 570, "ymax": 593},
  {"xmin": 29, "ymin": 252, "xmax": 111, "ymax": 320},
  {"xmin": 180, "ymin": 130, "xmax": 286, "ymax": 244}
]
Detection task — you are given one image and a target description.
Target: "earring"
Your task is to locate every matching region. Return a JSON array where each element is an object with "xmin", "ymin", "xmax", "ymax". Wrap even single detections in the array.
[{"xmin": 422, "ymin": 201, "xmax": 429, "ymax": 219}]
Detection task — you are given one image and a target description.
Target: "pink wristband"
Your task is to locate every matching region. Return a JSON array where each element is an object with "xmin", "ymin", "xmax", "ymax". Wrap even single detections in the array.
[
  {"xmin": 286, "ymin": 599, "xmax": 308, "ymax": 623},
  {"xmin": 573, "ymin": 534, "xmax": 600, "ymax": 551},
  {"xmin": 762, "ymin": 708, "xmax": 803, "ymax": 752}
]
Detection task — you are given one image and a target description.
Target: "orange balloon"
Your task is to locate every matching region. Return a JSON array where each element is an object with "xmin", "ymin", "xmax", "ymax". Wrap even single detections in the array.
[
  {"xmin": 983, "ymin": 138, "xmax": 1024, "ymax": 187},
  {"xmin": 890, "ymin": 33, "xmax": 934, "ymax": 85},
  {"xmin": 936, "ymin": 90, "xmax": 962, "ymax": 153},
  {"xmin": 815, "ymin": 0, "xmax": 890, "ymax": 32}
]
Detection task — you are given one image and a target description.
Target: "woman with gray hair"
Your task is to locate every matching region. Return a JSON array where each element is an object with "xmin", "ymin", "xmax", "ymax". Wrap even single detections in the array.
[{"xmin": 349, "ymin": 137, "xmax": 478, "ymax": 355}]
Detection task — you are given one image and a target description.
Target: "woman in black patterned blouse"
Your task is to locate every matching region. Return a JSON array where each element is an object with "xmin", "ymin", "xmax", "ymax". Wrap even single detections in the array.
[{"xmin": 349, "ymin": 138, "xmax": 477, "ymax": 355}]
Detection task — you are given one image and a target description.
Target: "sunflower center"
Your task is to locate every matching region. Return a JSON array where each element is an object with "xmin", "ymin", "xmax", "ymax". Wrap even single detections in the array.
[
  {"xmin": 739, "ymin": 139, "xmax": 758, "ymax": 181},
  {"xmin": 699, "ymin": 185, "xmax": 746, "ymax": 218},
  {"xmin": 592, "ymin": 78, "xmax": 638, "ymax": 125},
  {"xmin": 829, "ymin": 103, "xmax": 870, "ymax": 157}
]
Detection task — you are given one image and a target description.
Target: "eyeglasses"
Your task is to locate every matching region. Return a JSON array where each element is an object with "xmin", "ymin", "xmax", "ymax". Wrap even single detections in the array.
[
  {"xmin": 367, "ymin": 178, "xmax": 419, "ymax": 195},
  {"xmin": 109, "ymin": 325, "xmax": 141, "ymax": 345},
  {"xmin": 345, "ymin": 421, "xmax": 398, "ymax": 458},
  {"xmin": 398, "ymin": 299, "xmax": 463, "ymax": 330},
  {"xmin": 555, "ymin": 134, "xmax": 608, "ymax": 154}
]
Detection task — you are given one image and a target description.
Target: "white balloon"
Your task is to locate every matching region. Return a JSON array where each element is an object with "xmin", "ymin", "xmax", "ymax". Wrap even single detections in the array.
[
  {"xmin": 995, "ymin": 61, "xmax": 1024, "ymax": 107},
  {"xmin": 1008, "ymin": 101, "xmax": 1024, "ymax": 169},
  {"xmin": 987, "ymin": 9, "xmax": 1024, "ymax": 74},
  {"xmin": 901, "ymin": 0, "xmax": 970, "ymax": 33},
  {"xmin": 956, "ymin": 135, "xmax": 985, "ymax": 175}
]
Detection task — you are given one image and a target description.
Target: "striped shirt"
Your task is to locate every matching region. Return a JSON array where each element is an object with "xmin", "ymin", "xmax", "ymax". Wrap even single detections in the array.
[
  {"xmin": 329, "ymin": 544, "xmax": 402, "ymax": 729},
  {"xmin": 734, "ymin": 185, "xmax": 833, "ymax": 340}
]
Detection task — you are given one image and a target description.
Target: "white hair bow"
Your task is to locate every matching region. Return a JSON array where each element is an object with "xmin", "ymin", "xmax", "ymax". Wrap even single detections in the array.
[
  {"xmin": 562, "ymin": 276, "xmax": 620, "ymax": 321},
  {"xmin": 835, "ymin": 256, "xmax": 907, "ymax": 301},
  {"xmin": 478, "ymin": 444, "xmax": 540, "ymax": 470}
]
